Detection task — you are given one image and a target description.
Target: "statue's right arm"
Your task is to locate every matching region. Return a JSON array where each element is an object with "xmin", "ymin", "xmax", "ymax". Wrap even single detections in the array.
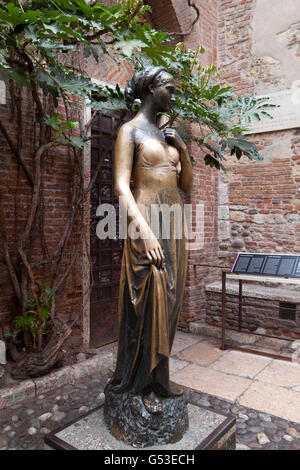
[
  {"xmin": 114, "ymin": 123, "xmax": 149, "ymax": 236},
  {"xmin": 113, "ymin": 124, "xmax": 165, "ymax": 268}
]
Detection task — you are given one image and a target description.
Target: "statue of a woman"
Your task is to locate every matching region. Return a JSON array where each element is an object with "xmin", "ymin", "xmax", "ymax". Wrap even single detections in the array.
[{"xmin": 104, "ymin": 66, "xmax": 193, "ymax": 446}]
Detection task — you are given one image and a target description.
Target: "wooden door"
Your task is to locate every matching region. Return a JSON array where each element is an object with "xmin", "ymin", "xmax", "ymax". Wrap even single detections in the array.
[{"xmin": 90, "ymin": 112, "xmax": 131, "ymax": 348}]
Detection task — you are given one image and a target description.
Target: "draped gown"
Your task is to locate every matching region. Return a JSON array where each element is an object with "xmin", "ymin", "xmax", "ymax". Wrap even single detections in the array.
[{"xmin": 107, "ymin": 132, "xmax": 188, "ymax": 398}]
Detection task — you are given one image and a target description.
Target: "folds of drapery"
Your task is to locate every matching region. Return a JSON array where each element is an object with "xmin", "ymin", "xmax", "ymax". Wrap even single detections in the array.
[{"xmin": 108, "ymin": 188, "xmax": 188, "ymax": 397}]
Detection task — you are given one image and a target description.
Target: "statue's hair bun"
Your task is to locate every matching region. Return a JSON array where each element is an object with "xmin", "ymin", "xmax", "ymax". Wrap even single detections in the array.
[
  {"xmin": 124, "ymin": 74, "xmax": 140, "ymax": 110},
  {"xmin": 125, "ymin": 66, "xmax": 168, "ymax": 110}
]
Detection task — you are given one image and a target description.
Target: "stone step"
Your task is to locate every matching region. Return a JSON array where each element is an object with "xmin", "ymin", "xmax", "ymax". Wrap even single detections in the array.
[{"xmin": 189, "ymin": 322, "xmax": 257, "ymax": 345}]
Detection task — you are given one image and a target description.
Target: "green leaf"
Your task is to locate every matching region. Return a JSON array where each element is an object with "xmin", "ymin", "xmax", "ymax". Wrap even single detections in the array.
[
  {"xmin": 0, "ymin": 68, "xmax": 32, "ymax": 89},
  {"xmin": 0, "ymin": 51, "xmax": 9, "ymax": 69},
  {"xmin": 43, "ymin": 22, "xmax": 62, "ymax": 35},
  {"xmin": 89, "ymin": 96, "xmax": 127, "ymax": 115},
  {"xmin": 42, "ymin": 113, "xmax": 62, "ymax": 130},
  {"xmin": 114, "ymin": 39, "xmax": 147, "ymax": 57},
  {"xmin": 69, "ymin": 136, "xmax": 85, "ymax": 148},
  {"xmin": 84, "ymin": 45, "xmax": 92, "ymax": 58},
  {"xmin": 63, "ymin": 120, "xmax": 79, "ymax": 130}
]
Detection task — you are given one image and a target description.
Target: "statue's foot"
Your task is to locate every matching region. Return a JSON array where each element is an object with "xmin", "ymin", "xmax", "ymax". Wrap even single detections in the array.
[
  {"xmin": 142, "ymin": 391, "xmax": 163, "ymax": 415},
  {"xmin": 170, "ymin": 381, "xmax": 184, "ymax": 396}
]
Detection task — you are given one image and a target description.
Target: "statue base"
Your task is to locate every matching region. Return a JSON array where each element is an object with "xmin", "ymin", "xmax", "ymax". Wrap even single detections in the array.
[
  {"xmin": 104, "ymin": 388, "xmax": 189, "ymax": 448},
  {"xmin": 44, "ymin": 401, "xmax": 236, "ymax": 450}
]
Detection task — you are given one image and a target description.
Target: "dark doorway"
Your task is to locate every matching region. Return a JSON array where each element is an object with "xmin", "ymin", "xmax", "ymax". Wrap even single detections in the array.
[{"xmin": 90, "ymin": 112, "xmax": 131, "ymax": 348}]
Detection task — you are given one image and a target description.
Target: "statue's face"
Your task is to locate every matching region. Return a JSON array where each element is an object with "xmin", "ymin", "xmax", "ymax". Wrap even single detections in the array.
[{"xmin": 150, "ymin": 74, "xmax": 176, "ymax": 112}]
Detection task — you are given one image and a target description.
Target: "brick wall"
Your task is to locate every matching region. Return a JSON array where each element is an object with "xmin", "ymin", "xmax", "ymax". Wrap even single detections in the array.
[
  {"xmin": 204, "ymin": 0, "xmax": 300, "ymax": 340},
  {"xmin": 217, "ymin": 0, "xmax": 300, "ymax": 267},
  {"xmin": 181, "ymin": 0, "xmax": 219, "ymax": 328},
  {"xmin": 0, "ymin": 87, "xmax": 84, "ymax": 341}
]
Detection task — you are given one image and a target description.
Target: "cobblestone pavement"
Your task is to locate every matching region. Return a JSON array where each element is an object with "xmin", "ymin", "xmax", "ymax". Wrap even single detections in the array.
[
  {"xmin": 0, "ymin": 368, "xmax": 111, "ymax": 450},
  {"xmin": 188, "ymin": 390, "xmax": 300, "ymax": 450},
  {"xmin": 1, "ymin": 373, "xmax": 300, "ymax": 450},
  {"xmin": 1, "ymin": 332, "xmax": 300, "ymax": 450}
]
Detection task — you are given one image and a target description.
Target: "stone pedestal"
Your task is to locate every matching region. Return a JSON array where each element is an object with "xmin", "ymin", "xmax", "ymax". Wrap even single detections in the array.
[
  {"xmin": 104, "ymin": 389, "xmax": 189, "ymax": 448},
  {"xmin": 44, "ymin": 401, "xmax": 236, "ymax": 450}
]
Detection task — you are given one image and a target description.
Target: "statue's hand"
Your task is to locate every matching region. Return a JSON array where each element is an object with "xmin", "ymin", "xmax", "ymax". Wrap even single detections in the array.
[
  {"xmin": 140, "ymin": 229, "xmax": 165, "ymax": 268},
  {"xmin": 163, "ymin": 128, "xmax": 186, "ymax": 153}
]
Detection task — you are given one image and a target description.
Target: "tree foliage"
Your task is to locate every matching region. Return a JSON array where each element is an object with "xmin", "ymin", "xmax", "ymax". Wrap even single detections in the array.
[
  {"xmin": 130, "ymin": 44, "xmax": 277, "ymax": 170},
  {"xmin": 0, "ymin": 0, "xmax": 276, "ymax": 167}
]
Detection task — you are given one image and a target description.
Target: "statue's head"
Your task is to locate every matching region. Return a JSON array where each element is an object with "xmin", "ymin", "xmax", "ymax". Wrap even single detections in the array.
[{"xmin": 125, "ymin": 66, "xmax": 176, "ymax": 112}]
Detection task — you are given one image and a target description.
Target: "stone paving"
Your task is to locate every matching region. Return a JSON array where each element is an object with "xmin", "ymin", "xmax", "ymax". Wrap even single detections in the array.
[{"xmin": 1, "ymin": 331, "xmax": 300, "ymax": 450}]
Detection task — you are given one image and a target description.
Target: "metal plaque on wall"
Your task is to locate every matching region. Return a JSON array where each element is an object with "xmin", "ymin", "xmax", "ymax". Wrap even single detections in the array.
[{"xmin": 231, "ymin": 253, "xmax": 300, "ymax": 278}]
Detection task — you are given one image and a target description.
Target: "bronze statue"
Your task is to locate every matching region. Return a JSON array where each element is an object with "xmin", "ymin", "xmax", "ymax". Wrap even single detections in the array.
[{"xmin": 104, "ymin": 66, "xmax": 193, "ymax": 447}]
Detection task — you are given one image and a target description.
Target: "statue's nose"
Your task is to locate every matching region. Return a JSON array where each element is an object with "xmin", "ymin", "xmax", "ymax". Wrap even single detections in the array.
[{"xmin": 171, "ymin": 94, "xmax": 176, "ymax": 103}]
